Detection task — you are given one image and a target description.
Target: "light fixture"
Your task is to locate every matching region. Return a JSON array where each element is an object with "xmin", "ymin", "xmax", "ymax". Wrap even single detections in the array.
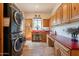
[{"xmin": 34, "ymin": 15, "xmax": 41, "ymax": 19}]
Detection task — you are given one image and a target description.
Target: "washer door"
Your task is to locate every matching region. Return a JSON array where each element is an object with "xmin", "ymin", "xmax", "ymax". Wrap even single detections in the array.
[
  {"xmin": 14, "ymin": 11, "xmax": 23, "ymax": 26},
  {"xmin": 14, "ymin": 37, "xmax": 23, "ymax": 52}
]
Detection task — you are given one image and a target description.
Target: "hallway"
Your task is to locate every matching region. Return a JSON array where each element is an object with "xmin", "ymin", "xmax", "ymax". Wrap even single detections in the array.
[{"xmin": 22, "ymin": 41, "xmax": 54, "ymax": 56}]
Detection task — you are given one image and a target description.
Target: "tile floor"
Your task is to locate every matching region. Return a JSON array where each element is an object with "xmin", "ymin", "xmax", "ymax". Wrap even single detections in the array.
[{"xmin": 22, "ymin": 40, "xmax": 54, "ymax": 56}]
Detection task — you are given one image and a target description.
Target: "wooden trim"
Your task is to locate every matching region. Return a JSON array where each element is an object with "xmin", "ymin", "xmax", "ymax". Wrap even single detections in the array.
[{"xmin": 0, "ymin": 3, "xmax": 3, "ymax": 56}]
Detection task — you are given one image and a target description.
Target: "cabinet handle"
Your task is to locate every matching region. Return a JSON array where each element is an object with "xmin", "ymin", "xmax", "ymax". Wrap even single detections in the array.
[{"xmin": 74, "ymin": 7, "xmax": 76, "ymax": 10}]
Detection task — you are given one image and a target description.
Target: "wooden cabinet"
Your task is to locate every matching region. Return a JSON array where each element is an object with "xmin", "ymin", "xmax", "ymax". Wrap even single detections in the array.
[
  {"xmin": 47, "ymin": 34, "xmax": 79, "ymax": 56},
  {"xmin": 50, "ymin": 3, "xmax": 79, "ymax": 26},
  {"xmin": 49, "ymin": 17, "xmax": 53, "ymax": 29},
  {"xmin": 47, "ymin": 35, "xmax": 70, "ymax": 56},
  {"xmin": 62, "ymin": 3, "xmax": 70, "ymax": 23},
  {"xmin": 41, "ymin": 32, "xmax": 49, "ymax": 42},
  {"xmin": 47, "ymin": 35, "xmax": 54, "ymax": 47},
  {"xmin": 32, "ymin": 32, "xmax": 41, "ymax": 42},
  {"xmin": 52, "ymin": 13, "xmax": 57, "ymax": 25},
  {"xmin": 54, "ymin": 41, "xmax": 61, "ymax": 56},
  {"xmin": 56, "ymin": 6, "xmax": 63, "ymax": 25},
  {"xmin": 71, "ymin": 3, "xmax": 79, "ymax": 21},
  {"xmin": 54, "ymin": 40, "xmax": 70, "ymax": 56},
  {"xmin": 43, "ymin": 19, "xmax": 49, "ymax": 27},
  {"xmin": 72, "ymin": 3, "xmax": 79, "ymax": 17}
]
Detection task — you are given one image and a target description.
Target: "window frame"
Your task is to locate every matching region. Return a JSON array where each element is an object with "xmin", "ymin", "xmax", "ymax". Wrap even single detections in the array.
[{"xmin": 32, "ymin": 18, "xmax": 43, "ymax": 30}]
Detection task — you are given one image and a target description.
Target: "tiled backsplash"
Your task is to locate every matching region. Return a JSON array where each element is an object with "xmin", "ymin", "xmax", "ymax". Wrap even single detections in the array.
[{"xmin": 51, "ymin": 21, "xmax": 79, "ymax": 40}]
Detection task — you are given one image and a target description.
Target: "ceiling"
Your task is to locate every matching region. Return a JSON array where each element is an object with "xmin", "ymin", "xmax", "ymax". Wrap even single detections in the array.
[{"xmin": 15, "ymin": 3, "xmax": 58, "ymax": 14}]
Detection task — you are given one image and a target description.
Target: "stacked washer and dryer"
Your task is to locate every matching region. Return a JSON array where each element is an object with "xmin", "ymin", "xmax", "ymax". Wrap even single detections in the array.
[
  {"xmin": 9, "ymin": 4, "xmax": 25, "ymax": 56},
  {"xmin": 4, "ymin": 4, "xmax": 25, "ymax": 56}
]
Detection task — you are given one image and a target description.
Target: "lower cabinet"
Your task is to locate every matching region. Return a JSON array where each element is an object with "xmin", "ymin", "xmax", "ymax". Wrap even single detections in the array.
[
  {"xmin": 32, "ymin": 32, "xmax": 41, "ymax": 42},
  {"xmin": 47, "ymin": 34, "xmax": 79, "ymax": 56},
  {"xmin": 60, "ymin": 48, "xmax": 70, "ymax": 56},
  {"xmin": 48, "ymin": 38, "xmax": 54, "ymax": 47},
  {"xmin": 47, "ymin": 35, "xmax": 54, "ymax": 47},
  {"xmin": 54, "ymin": 45, "xmax": 61, "ymax": 56},
  {"xmin": 41, "ymin": 32, "xmax": 47, "ymax": 42},
  {"xmin": 54, "ymin": 41, "xmax": 70, "ymax": 56}
]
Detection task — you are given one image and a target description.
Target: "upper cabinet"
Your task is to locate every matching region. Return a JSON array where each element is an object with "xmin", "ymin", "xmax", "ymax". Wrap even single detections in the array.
[
  {"xmin": 71, "ymin": 3, "xmax": 79, "ymax": 21},
  {"xmin": 43, "ymin": 19, "xmax": 49, "ymax": 27},
  {"xmin": 62, "ymin": 3, "xmax": 70, "ymax": 23},
  {"xmin": 52, "ymin": 13, "xmax": 57, "ymax": 25},
  {"xmin": 49, "ymin": 17, "xmax": 52, "ymax": 28},
  {"xmin": 56, "ymin": 6, "xmax": 62, "ymax": 24},
  {"xmin": 50, "ymin": 3, "xmax": 79, "ymax": 27}
]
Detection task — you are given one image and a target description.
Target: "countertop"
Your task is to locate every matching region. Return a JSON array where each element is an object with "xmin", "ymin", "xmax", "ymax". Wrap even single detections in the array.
[
  {"xmin": 32, "ymin": 30, "xmax": 49, "ymax": 33},
  {"xmin": 48, "ymin": 34, "xmax": 79, "ymax": 50}
]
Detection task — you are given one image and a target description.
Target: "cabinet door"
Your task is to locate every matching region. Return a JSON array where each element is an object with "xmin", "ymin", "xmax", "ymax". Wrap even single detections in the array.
[
  {"xmin": 41, "ymin": 32, "xmax": 48, "ymax": 42},
  {"xmin": 54, "ymin": 41, "xmax": 61, "ymax": 56},
  {"xmin": 62, "ymin": 3, "xmax": 70, "ymax": 23},
  {"xmin": 71, "ymin": 3, "xmax": 79, "ymax": 21},
  {"xmin": 54, "ymin": 47, "xmax": 61, "ymax": 56},
  {"xmin": 49, "ymin": 17, "xmax": 52, "ymax": 29},
  {"xmin": 52, "ymin": 13, "xmax": 57, "ymax": 25},
  {"xmin": 43, "ymin": 19, "xmax": 49, "ymax": 27},
  {"xmin": 60, "ymin": 48, "xmax": 70, "ymax": 56},
  {"xmin": 56, "ymin": 6, "xmax": 63, "ymax": 25}
]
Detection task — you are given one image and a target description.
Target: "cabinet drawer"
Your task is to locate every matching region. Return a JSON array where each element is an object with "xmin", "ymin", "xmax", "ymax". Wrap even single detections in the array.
[
  {"xmin": 54, "ymin": 41, "xmax": 60, "ymax": 47},
  {"xmin": 60, "ymin": 48, "xmax": 70, "ymax": 56},
  {"xmin": 59, "ymin": 44, "xmax": 70, "ymax": 52},
  {"xmin": 55, "ymin": 41, "xmax": 70, "ymax": 52},
  {"xmin": 60, "ymin": 49, "xmax": 70, "ymax": 56}
]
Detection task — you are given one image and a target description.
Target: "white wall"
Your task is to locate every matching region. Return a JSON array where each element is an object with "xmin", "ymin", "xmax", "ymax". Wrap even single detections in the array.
[
  {"xmin": 52, "ymin": 21, "xmax": 79, "ymax": 40},
  {"xmin": 4, "ymin": 18, "xmax": 10, "ymax": 27}
]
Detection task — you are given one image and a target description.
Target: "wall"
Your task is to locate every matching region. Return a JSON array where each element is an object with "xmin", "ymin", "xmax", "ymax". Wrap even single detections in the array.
[
  {"xmin": 52, "ymin": 21, "xmax": 79, "ymax": 40},
  {"xmin": 4, "ymin": 18, "xmax": 10, "ymax": 27}
]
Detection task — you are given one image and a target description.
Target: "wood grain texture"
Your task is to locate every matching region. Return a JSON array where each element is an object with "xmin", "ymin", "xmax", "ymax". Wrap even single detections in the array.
[
  {"xmin": 25, "ymin": 19, "xmax": 32, "ymax": 40},
  {"xmin": 0, "ymin": 3, "xmax": 3, "ymax": 56},
  {"xmin": 43, "ymin": 19, "xmax": 49, "ymax": 27}
]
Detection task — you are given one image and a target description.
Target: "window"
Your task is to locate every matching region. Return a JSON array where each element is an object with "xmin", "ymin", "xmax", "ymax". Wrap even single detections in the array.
[{"xmin": 32, "ymin": 19, "xmax": 42, "ymax": 30}]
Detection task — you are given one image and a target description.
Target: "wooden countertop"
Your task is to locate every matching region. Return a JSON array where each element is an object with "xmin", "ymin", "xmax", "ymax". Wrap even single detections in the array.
[{"xmin": 48, "ymin": 34, "xmax": 79, "ymax": 50}]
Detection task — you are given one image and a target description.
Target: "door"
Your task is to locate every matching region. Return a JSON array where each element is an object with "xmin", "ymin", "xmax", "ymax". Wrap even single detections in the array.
[
  {"xmin": 62, "ymin": 3, "xmax": 70, "ymax": 23},
  {"xmin": 56, "ymin": 6, "xmax": 62, "ymax": 25}
]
